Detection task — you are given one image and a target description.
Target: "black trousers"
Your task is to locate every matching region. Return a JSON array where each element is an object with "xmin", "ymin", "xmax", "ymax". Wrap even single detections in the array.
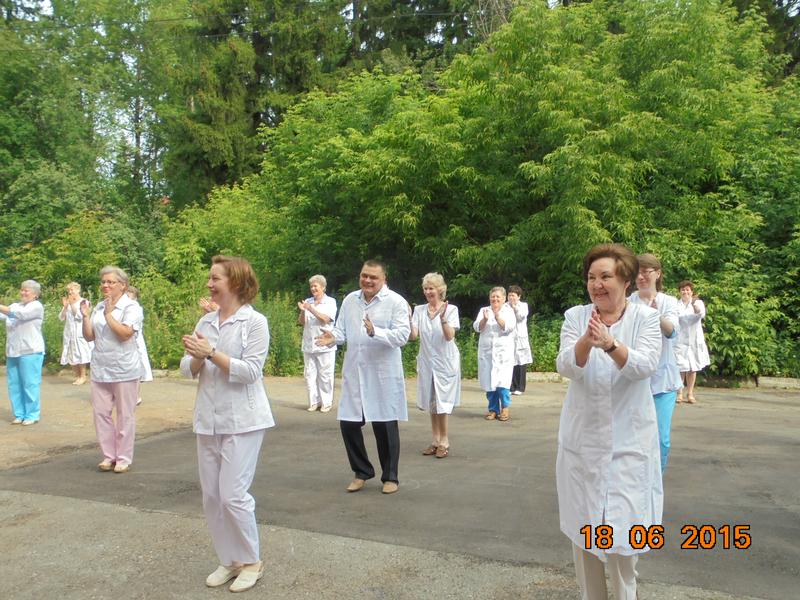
[
  {"xmin": 511, "ymin": 364, "xmax": 527, "ymax": 393},
  {"xmin": 340, "ymin": 418, "xmax": 400, "ymax": 484}
]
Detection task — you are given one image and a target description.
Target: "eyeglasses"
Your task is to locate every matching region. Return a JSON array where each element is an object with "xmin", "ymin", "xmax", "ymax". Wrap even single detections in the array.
[
  {"xmin": 100, "ymin": 280, "xmax": 120, "ymax": 286},
  {"xmin": 638, "ymin": 269, "xmax": 657, "ymax": 277}
]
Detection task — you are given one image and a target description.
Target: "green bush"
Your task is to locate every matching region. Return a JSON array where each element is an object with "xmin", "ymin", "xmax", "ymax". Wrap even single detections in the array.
[{"xmin": 531, "ymin": 315, "xmax": 563, "ymax": 373}]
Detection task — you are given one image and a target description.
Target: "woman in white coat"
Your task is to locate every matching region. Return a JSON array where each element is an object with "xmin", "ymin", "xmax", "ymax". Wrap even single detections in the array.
[
  {"xmin": 473, "ymin": 287, "xmax": 515, "ymax": 421},
  {"xmin": 556, "ymin": 243, "xmax": 662, "ymax": 600},
  {"xmin": 59, "ymin": 282, "xmax": 92, "ymax": 385},
  {"xmin": 410, "ymin": 273, "xmax": 460, "ymax": 458},
  {"xmin": 126, "ymin": 286, "xmax": 153, "ymax": 406},
  {"xmin": 675, "ymin": 280, "xmax": 710, "ymax": 404},
  {"xmin": 507, "ymin": 285, "xmax": 533, "ymax": 396},
  {"xmin": 298, "ymin": 274, "xmax": 338, "ymax": 413},
  {"xmin": 629, "ymin": 254, "xmax": 682, "ymax": 472},
  {"xmin": 181, "ymin": 255, "xmax": 274, "ymax": 593}
]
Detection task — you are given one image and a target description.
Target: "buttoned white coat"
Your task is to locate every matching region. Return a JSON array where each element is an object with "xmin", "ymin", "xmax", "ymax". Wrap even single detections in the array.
[
  {"xmin": 332, "ymin": 285, "xmax": 410, "ymax": 422},
  {"xmin": 556, "ymin": 302, "xmax": 663, "ymax": 559},
  {"xmin": 675, "ymin": 298, "xmax": 711, "ymax": 372},
  {"xmin": 473, "ymin": 305, "xmax": 515, "ymax": 391},
  {"xmin": 629, "ymin": 291, "xmax": 682, "ymax": 394},
  {"xmin": 508, "ymin": 300, "xmax": 533, "ymax": 366},
  {"xmin": 59, "ymin": 299, "xmax": 93, "ymax": 365},
  {"xmin": 180, "ymin": 304, "xmax": 275, "ymax": 435},
  {"xmin": 412, "ymin": 303, "xmax": 461, "ymax": 414}
]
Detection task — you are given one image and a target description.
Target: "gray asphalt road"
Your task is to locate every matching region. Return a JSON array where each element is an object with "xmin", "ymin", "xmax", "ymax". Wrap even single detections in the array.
[{"xmin": 0, "ymin": 377, "xmax": 797, "ymax": 599}]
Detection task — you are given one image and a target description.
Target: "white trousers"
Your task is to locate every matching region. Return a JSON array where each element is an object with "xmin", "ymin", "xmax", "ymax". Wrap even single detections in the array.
[
  {"xmin": 303, "ymin": 351, "xmax": 335, "ymax": 408},
  {"xmin": 197, "ymin": 430, "xmax": 265, "ymax": 566},
  {"xmin": 572, "ymin": 543, "xmax": 638, "ymax": 600}
]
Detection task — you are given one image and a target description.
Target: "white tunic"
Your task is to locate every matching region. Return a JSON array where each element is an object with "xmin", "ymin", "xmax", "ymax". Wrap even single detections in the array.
[
  {"xmin": 412, "ymin": 304, "xmax": 461, "ymax": 414},
  {"xmin": 473, "ymin": 305, "xmax": 516, "ymax": 391},
  {"xmin": 675, "ymin": 298, "xmax": 710, "ymax": 372},
  {"xmin": 180, "ymin": 304, "xmax": 275, "ymax": 435},
  {"xmin": 629, "ymin": 292, "xmax": 682, "ymax": 394},
  {"xmin": 136, "ymin": 325, "xmax": 153, "ymax": 382},
  {"xmin": 332, "ymin": 285, "xmax": 410, "ymax": 422},
  {"xmin": 89, "ymin": 294, "xmax": 143, "ymax": 382},
  {"xmin": 2, "ymin": 300, "xmax": 44, "ymax": 357},
  {"xmin": 59, "ymin": 299, "xmax": 93, "ymax": 365},
  {"xmin": 508, "ymin": 301, "xmax": 533, "ymax": 366},
  {"xmin": 556, "ymin": 303, "xmax": 663, "ymax": 559},
  {"xmin": 301, "ymin": 294, "xmax": 338, "ymax": 354}
]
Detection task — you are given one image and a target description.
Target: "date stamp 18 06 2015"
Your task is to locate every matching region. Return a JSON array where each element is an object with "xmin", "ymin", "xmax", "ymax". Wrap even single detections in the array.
[{"xmin": 579, "ymin": 524, "xmax": 752, "ymax": 551}]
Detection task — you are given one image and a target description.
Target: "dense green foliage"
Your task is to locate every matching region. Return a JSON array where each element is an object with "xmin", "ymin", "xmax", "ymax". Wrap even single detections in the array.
[{"xmin": 1, "ymin": 0, "xmax": 798, "ymax": 378}]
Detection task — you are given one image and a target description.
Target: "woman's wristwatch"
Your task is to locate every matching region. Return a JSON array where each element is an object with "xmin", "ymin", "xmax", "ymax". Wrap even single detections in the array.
[
  {"xmin": 604, "ymin": 338, "xmax": 620, "ymax": 353},
  {"xmin": 206, "ymin": 347, "xmax": 216, "ymax": 361}
]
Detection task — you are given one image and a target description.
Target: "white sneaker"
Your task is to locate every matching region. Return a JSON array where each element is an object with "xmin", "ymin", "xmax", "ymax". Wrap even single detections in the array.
[
  {"xmin": 11, "ymin": 418, "xmax": 23, "ymax": 425},
  {"xmin": 229, "ymin": 562, "xmax": 263, "ymax": 593},
  {"xmin": 512, "ymin": 391, "xmax": 523, "ymax": 396},
  {"xmin": 307, "ymin": 405, "xmax": 319, "ymax": 412},
  {"xmin": 320, "ymin": 405, "xmax": 332, "ymax": 413},
  {"xmin": 206, "ymin": 565, "xmax": 241, "ymax": 587},
  {"xmin": 136, "ymin": 397, "xmax": 142, "ymax": 406}
]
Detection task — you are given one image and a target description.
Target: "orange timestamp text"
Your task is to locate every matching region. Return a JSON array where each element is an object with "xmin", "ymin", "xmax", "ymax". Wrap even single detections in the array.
[{"xmin": 579, "ymin": 524, "xmax": 752, "ymax": 550}]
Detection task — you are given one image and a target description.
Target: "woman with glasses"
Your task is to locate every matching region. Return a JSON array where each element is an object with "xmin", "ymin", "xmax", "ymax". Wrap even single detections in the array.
[
  {"xmin": 81, "ymin": 266, "xmax": 143, "ymax": 473},
  {"xmin": 629, "ymin": 254, "xmax": 681, "ymax": 471}
]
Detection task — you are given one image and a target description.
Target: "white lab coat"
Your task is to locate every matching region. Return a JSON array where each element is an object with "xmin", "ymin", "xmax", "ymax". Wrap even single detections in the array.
[
  {"xmin": 332, "ymin": 285, "xmax": 410, "ymax": 422},
  {"xmin": 412, "ymin": 303, "xmax": 461, "ymax": 414},
  {"xmin": 473, "ymin": 305, "xmax": 516, "ymax": 391},
  {"xmin": 556, "ymin": 302, "xmax": 663, "ymax": 559},
  {"xmin": 508, "ymin": 301, "xmax": 533, "ymax": 366},
  {"xmin": 300, "ymin": 294, "xmax": 338, "ymax": 354},
  {"xmin": 59, "ymin": 299, "xmax": 93, "ymax": 365},
  {"xmin": 675, "ymin": 299, "xmax": 710, "ymax": 372},
  {"xmin": 629, "ymin": 291, "xmax": 682, "ymax": 394}
]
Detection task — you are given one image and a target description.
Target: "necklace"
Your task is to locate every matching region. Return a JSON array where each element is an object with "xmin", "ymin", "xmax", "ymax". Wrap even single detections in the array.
[
  {"xmin": 427, "ymin": 303, "xmax": 442, "ymax": 319},
  {"xmin": 598, "ymin": 301, "xmax": 628, "ymax": 327}
]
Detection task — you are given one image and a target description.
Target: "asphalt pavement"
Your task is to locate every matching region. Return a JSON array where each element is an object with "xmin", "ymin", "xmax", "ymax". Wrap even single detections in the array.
[{"xmin": 0, "ymin": 374, "xmax": 797, "ymax": 599}]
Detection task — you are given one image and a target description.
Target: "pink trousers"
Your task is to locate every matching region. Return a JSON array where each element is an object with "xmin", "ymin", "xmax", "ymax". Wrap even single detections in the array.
[{"xmin": 91, "ymin": 379, "xmax": 140, "ymax": 466}]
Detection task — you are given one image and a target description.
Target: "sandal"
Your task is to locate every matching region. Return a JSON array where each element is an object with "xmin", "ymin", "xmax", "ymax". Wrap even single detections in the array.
[
  {"xmin": 435, "ymin": 446, "xmax": 449, "ymax": 459},
  {"xmin": 687, "ymin": 395, "xmax": 696, "ymax": 404},
  {"xmin": 422, "ymin": 445, "xmax": 438, "ymax": 456},
  {"xmin": 485, "ymin": 411, "xmax": 497, "ymax": 420}
]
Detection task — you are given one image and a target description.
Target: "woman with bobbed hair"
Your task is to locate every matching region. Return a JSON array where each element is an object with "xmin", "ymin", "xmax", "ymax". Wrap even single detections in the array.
[
  {"xmin": 298, "ymin": 274, "xmax": 338, "ymax": 413},
  {"xmin": 1, "ymin": 280, "xmax": 45, "ymax": 425},
  {"xmin": 181, "ymin": 255, "xmax": 274, "ymax": 593},
  {"xmin": 81, "ymin": 266, "xmax": 143, "ymax": 473},
  {"xmin": 507, "ymin": 285, "xmax": 533, "ymax": 396},
  {"xmin": 59, "ymin": 282, "xmax": 92, "ymax": 385},
  {"xmin": 473, "ymin": 286, "xmax": 516, "ymax": 421},
  {"xmin": 556, "ymin": 243, "xmax": 662, "ymax": 600},
  {"xmin": 410, "ymin": 272, "xmax": 460, "ymax": 458},
  {"xmin": 675, "ymin": 280, "xmax": 710, "ymax": 404}
]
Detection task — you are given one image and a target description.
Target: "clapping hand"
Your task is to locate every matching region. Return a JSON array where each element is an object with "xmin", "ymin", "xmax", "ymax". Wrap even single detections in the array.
[
  {"xmin": 182, "ymin": 331, "xmax": 213, "ymax": 359},
  {"xmin": 199, "ymin": 297, "xmax": 218, "ymax": 314},
  {"xmin": 586, "ymin": 309, "xmax": 613, "ymax": 349},
  {"xmin": 79, "ymin": 299, "xmax": 92, "ymax": 318},
  {"xmin": 363, "ymin": 313, "xmax": 375, "ymax": 337},
  {"xmin": 298, "ymin": 300, "xmax": 311, "ymax": 312},
  {"xmin": 438, "ymin": 301, "xmax": 449, "ymax": 321},
  {"xmin": 315, "ymin": 330, "xmax": 335, "ymax": 347}
]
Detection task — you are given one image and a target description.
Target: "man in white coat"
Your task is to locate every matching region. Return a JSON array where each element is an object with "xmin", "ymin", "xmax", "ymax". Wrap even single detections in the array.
[{"xmin": 316, "ymin": 260, "xmax": 410, "ymax": 495}]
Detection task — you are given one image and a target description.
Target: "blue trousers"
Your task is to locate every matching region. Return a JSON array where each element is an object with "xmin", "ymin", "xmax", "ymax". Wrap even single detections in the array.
[
  {"xmin": 7, "ymin": 353, "xmax": 44, "ymax": 421},
  {"xmin": 653, "ymin": 390, "xmax": 677, "ymax": 472},
  {"xmin": 486, "ymin": 388, "xmax": 511, "ymax": 414}
]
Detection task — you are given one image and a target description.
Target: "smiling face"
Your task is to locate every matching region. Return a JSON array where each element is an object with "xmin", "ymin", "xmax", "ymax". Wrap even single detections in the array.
[
  {"xmin": 359, "ymin": 264, "xmax": 386, "ymax": 301},
  {"xmin": 309, "ymin": 281, "xmax": 325, "ymax": 301},
  {"xmin": 207, "ymin": 263, "xmax": 235, "ymax": 306},
  {"xmin": 680, "ymin": 285, "xmax": 694, "ymax": 303},
  {"xmin": 19, "ymin": 286, "xmax": 36, "ymax": 304},
  {"xmin": 636, "ymin": 267, "xmax": 660, "ymax": 294},
  {"xmin": 507, "ymin": 291, "xmax": 520, "ymax": 305},
  {"xmin": 489, "ymin": 290, "xmax": 505, "ymax": 309},
  {"xmin": 99, "ymin": 276, "xmax": 124, "ymax": 301},
  {"xmin": 587, "ymin": 257, "xmax": 629, "ymax": 313},
  {"xmin": 422, "ymin": 284, "xmax": 440, "ymax": 304}
]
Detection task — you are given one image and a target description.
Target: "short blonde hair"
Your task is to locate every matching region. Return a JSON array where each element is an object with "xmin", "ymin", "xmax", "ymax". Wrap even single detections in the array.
[
  {"xmin": 66, "ymin": 281, "xmax": 81, "ymax": 294},
  {"xmin": 489, "ymin": 286, "xmax": 506, "ymax": 300},
  {"xmin": 421, "ymin": 272, "xmax": 447, "ymax": 300},
  {"xmin": 309, "ymin": 274, "xmax": 327, "ymax": 289}
]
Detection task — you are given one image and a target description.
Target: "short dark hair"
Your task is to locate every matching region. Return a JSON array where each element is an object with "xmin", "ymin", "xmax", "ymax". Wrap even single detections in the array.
[
  {"xmin": 678, "ymin": 280, "xmax": 694, "ymax": 291},
  {"xmin": 362, "ymin": 259, "xmax": 387, "ymax": 277},
  {"xmin": 583, "ymin": 243, "xmax": 638, "ymax": 290},
  {"xmin": 508, "ymin": 285, "xmax": 524, "ymax": 297},
  {"xmin": 212, "ymin": 255, "xmax": 259, "ymax": 304}
]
